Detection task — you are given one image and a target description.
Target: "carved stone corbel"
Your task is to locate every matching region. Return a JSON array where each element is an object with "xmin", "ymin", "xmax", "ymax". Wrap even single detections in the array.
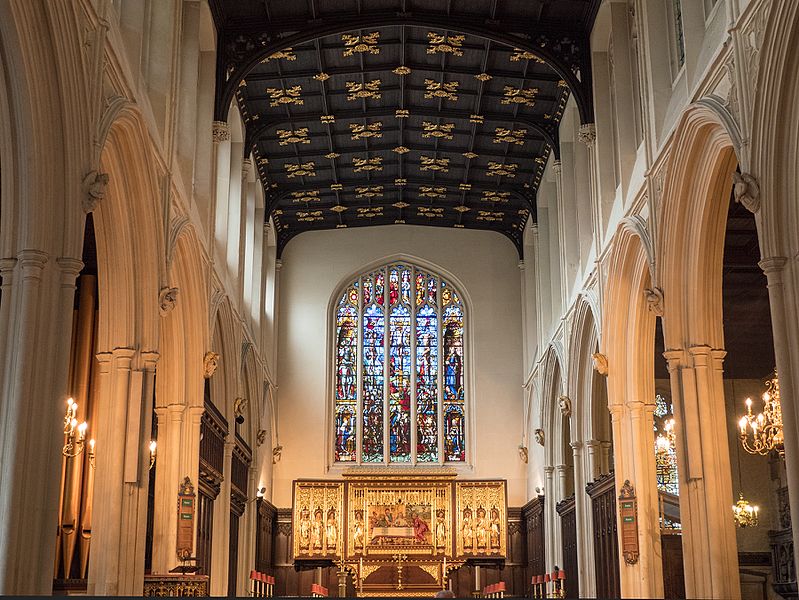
[
  {"xmin": 82, "ymin": 170, "xmax": 109, "ymax": 213},
  {"xmin": 558, "ymin": 395, "xmax": 572, "ymax": 418},
  {"xmin": 212, "ymin": 120, "xmax": 231, "ymax": 143},
  {"xmin": 272, "ymin": 444, "xmax": 283, "ymax": 464},
  {"xmin": 203, "ymin": 351, "xmax": 220, "ymax": 378},
  {"xmin": 592, "ymin": 352, "xmax": 609, "ymax": 376},
  {"xmin": 233, "ymin": 397, "xmax": 248, "ymax": 417},
  {"xmin": 518, "ymin": 444, "xmax": 529, "ymax": 463},
  {"xmin": 158, "ymin": 286, "xmax": 179, "ymax": 315},
  {"xmin": 644, "ymin": 287, "xmax": 665, "ymax": 316},
  {"xmin": 732, "ymin": 172, "xmax": 760, "ymax": 213},
  {"xmin": 534, "ymin": 428, "xmax": 545, "ymax": 446},
  {"xmin": 578, "ymin": 123, "xmax": 597, "ymax": 145},
  {"xmin": 256, "ymin": 429, "xmax": 267, "ymax": 446}
]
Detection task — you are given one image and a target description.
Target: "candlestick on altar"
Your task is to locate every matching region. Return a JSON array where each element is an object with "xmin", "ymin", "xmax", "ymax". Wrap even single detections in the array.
[
  {"xmin": 442, "ymin": 556, "xmax": 447, "ymax": 589},
  {"xmin": 359, "ymin": 557, "xmax": 363, "ymax": 594}
]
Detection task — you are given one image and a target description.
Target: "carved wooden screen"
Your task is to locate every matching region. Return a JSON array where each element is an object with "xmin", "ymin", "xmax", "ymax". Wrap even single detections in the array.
[
  {"xmin": 586, "ymin": 472, "xmax": 620, "ymax": 598},
  {"xmin": 556, "ymin": 495, "xmax": 579, "ymax": 599},
  {"xmin": 228, "ymin": 436, "xmax": 250, "ymax": 596},
  {"xmin": 255, "ymin": 499, "xmax": 276, "ymax": 573},
  {"xmin": 661, "ymin": 533, "xmax": 686, "ymax": 599},
  {"xmin": 522, "ymin": 495, "xmax": 545, "ymax": 592},
  {"xmin": 198, "ymin": 386, "xmax": 228, "ymax": 582}
]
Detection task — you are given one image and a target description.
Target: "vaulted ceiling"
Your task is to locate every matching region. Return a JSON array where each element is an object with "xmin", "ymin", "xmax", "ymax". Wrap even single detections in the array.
[{"xmin": 210, "ymin": 0, "xmax": 600, "ymax": 256}]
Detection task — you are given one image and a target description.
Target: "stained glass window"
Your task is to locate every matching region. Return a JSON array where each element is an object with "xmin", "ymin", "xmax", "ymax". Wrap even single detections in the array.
[{"xmin": 333, "ymin": 263, "xmax": 466, "ymax": 464}]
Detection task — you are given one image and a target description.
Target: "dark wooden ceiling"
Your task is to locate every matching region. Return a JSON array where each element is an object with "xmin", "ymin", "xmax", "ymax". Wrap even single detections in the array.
[{"xmin": 210, "ymin": 0, "xmax": 600, "ymax": 256}]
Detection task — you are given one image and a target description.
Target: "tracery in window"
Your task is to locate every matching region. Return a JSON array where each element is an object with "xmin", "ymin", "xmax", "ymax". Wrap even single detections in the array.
[{"xmin": 333, "ymin": 263, "xmax": 466, "ymax": 464}]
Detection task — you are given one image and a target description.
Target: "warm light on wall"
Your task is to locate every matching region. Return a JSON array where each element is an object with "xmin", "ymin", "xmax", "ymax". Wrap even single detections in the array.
[
  {"xmin": 62, "ymin": 398, "xmax": 89, "ymax": 458},
  {"xmin": 148, "ymin": 440, "xmax": 157, "ymax": 470}
]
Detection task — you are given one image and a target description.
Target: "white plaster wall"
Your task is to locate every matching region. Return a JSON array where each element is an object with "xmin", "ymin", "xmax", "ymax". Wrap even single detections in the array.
[{"xmin": 273, "ymin": 225, "xmax": 526, "ymax": 507}]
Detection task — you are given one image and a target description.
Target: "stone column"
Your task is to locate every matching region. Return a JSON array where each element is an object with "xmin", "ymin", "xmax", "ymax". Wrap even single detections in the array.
[
  {"xmin": 663, "ymin": 348, "xmax": 740, "ymax": 599},
  {"xmin": 152, "ymin": 404, "xmax": 203, "ymax": 574},
  {"xmin": 572, "ymin": 440, "xmax": 596, "ymax": 597},
  {"xmin": 585, "ymin": 439, "xmax": 602, "ymax": 480},
  {"xmin": 759, "ymin": 257, "xmax": 799, "ymax": 579},
  {"xmin": 88, "ymin": 349, "xmax": 159, "ymax": 595},
  {"xmin": 543, "ymin": 465, "xmax": 560, "ymax": 568},
  {"xmin": 210, "ymin": 121, "xmax": 232, "ymax": 256},
  {"xmin": 0, "ymin": 252, "xmax": 81, "ymax": 594},
  {"xmin": 210, "ymin": 438, "xmax": 235, "ymax": 595}
]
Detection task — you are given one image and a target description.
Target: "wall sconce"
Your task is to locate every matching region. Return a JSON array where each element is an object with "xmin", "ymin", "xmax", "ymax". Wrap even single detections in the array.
[
  {"xmin": 88, "ymin": 439, "xmax": 96, "ymax": 469},
  {"xmin": 62, "ymin": 398, "xmax": 88, "ymax": 458},
  {"xmin": 148, "ymin": 440, "xmax": 157, "ymax": 470}
]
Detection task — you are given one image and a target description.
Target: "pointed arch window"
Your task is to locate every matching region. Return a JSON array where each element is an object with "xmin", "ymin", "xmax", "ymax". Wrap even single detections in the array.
[{"xmin": 334, "ymin": 262, "xmax": 466, "ymax": 464}]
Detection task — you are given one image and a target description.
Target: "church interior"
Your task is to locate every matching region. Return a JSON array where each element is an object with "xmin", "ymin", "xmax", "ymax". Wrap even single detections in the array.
[{"xmin": 0, "ymin": 0, "xmax": 797, "ymax": 597}]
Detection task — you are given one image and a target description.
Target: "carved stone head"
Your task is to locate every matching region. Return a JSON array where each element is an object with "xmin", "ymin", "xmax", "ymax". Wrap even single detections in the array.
[{"xmin": 203, "ymin": 351, "xmax": 220, "ymax": 378}]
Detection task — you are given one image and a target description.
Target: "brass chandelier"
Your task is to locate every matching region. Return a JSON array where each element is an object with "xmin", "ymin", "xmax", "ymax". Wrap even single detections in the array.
[
  {"xmin": 732, "ymin": 492, "xmax": 759, "ymax": 528},
  {"xmin": 737, "ymin": 370, "xmax": 785, "ymax": 457}
]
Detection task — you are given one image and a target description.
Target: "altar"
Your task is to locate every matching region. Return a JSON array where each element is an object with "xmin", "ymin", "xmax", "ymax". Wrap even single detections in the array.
[{"xmin": 291, "ymin": 470, "xmax": 507, "ymax": 597}]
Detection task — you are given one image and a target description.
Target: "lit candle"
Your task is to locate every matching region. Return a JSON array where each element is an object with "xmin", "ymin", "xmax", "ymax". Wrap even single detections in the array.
[{"xmin": 738, "ymin": 417, "xmax": 747, "ymax": 434}]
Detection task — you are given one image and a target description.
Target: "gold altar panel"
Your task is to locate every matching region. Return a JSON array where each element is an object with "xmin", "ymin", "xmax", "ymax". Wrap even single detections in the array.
[
  {"xmin": 455, "ymin": 481, "xmax": 507, "ymax": 558},
  {"xmin": 347, "ymin": 481, "xmax": 452, "ymax": 557},
  {"xmin": 292, "ymin": 481, "xmax": 344, "ymax": 559}
]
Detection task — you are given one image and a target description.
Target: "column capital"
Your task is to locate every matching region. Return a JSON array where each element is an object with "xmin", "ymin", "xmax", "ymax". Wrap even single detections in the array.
[
  {"xmin": 662, "ymin": 348, "xmax": 686, "ymax": 370},
  {"xmin": 139, "ymin": 351, "xmax": 160, "ymax": 370},
  {"xmin": 552, "ymin": 159, "xmax": 562, "ymax": 175},
  {"xmin": 18, "ymin": 250, "xmax": 48, "ymax": 281},
  {"xmin": 544, "ymin": 465, "xmax": 555, "ymax": 475},
  {"xmin": 585, "ymin": 439, "xmax": 602, "ymax": 450},
  {"xmin": 759, "ymin": 256, "xmax": 788, "ymax": 275},
  {"xmin": 212, "ymin": 120, "xmax": 231, "ymax": 143},
  {"xmin": 56, "ymin": 257, "xmax": 84, "ymax": 278},
  {"xmin": 578, "ymin": 123, "xmax": 596, "ymax": 145}
]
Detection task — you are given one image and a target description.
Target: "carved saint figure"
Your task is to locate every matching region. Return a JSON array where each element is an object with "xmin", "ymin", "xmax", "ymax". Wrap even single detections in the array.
[
  {"xmin": 475, "ymin": 507, "xmax": 488, "ymax": 549},
  {"xmin": 435, "ymin": 509, "xmax": 447, "ymax": 550},
  {"xmin": 312, "ymin": 507, "xmax": 325, "ymax": 552},
  {"xmin": 298, "ymin": 506, "xmax": 312, "ymax": 551},
  {"xmin": 489, "ymin": 507, "xmax": 501, "ymax": 549},
  {"xmin": 326, "ymin": 508, "xmax": 338, "ymax": 551},
  {"xmin": 353, "ymin": 509, "xmax": 365, "ymax": 550},
  {"xmin": 461, "ymin": 507, "xmax": 474, "ymax": 549}
]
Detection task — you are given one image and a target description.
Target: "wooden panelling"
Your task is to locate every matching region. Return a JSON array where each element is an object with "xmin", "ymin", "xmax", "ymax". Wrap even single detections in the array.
[
  {"xmin": 586, "ymin": 472, "xmax": 620, "ymax": 599},
  {"xmin": 556, "ymin": 495, "xmax": 579, "ymax": 599}
]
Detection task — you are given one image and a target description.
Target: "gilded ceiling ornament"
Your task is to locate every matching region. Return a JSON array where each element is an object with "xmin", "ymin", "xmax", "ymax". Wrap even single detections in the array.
[
  {"xmin": 477, "ymin": 210, "xmax": 504, "ymax": 222},
  {"xmin": 481, "ymin": 190, "xmax": 511, "ymax": 203},
  {"xmin": 357, "ymin": 206, "xmax": 383, "ymax": 218},
  {"xmin": 393, "ymin": 146, "xmax": 410, "ymax": 154},
  {"xmin": 296, "ymin": 210, "xmax": 323, "ymax": 222},
  {"xmin": 644, "ymin": 287, "xmax": 665, "ymax": 316},
  {"xmin": 324, "ymin": 152, "xmax": 340, "ymax": 159},
  {"xmin": 330, "ymin": 205, "xmax": 348, "ymax": 213},
  {"xmin": 557, "ymin": 79, "xmax": 569, "ymax": 88},
  {"xmin": 486, "ymin": 161, "xmax": 519, "ymax": 177},
  {"xmin": 276, "ymin": 128, "xmax": 311, "ymax": 145},
  {"xmin": 592, "ymin": 352, "xmax": 609, "ymax": 376},
  {"xmin": 349, "ymin": 122, "xmax": 382, "ymax": 140},
  {"xmin": 395, "ymin": 178, "xmax": 407, "ymax": 186},
  {"xmin": 313, "ymin": 72, "xmax": 331, "ymax": 82},
  {"xmin": 459, "ymin": 183, "xmax": 472, "ymax": 191},
  {"xmin": 558, "ymin": 395, "xmax": 572, "ymax": 418},
  {"xmin": 203, "ymin": 351, "xmax": 220, "ymax": 379},
  {"xmin": 421, "ymin": 121, "xmax": 455, "ymax": 140},
  {"xmin": 493, "ymin": 127, "xmax": 527, "ymax": 145},
  {"xmin": 330, "ymin": 183, "xmax": 343, "ymax": 190},
  {"xmin": 262, "ymin": 48, "xmax": 297, "ymax": 62},
  {"xmin": 420, "ymin": 156, "xmax": 450, "ymax": 172},
  {"xmin": 267, "ymin": 85, "xmax": 303, "ymax": 107},
  {"xmin": 395, "ymin": 109, "xmax": 410, "ymax": 118},
  {"xmin": 427, "ymin": 32, "xmax": 465, "ymax": 56},
  {"xmin": 336, "ymin": 224, "xmax": 347, "ymax": 228},
  {"xmin": 501, "ymin": 85, "xmax": 538, "ymax": 107},
  {"xmin": 341, "ymin": 32, "xmax": 380, "ymax": 57},
  {"xmin": 393, "ymin": 201, "xmax": 410, "ymax": 208},
  {"xmin": 395, "ymin": 219, "xmax": 406, "ymax": 224},
  {"xmin": 454, "ymin": 224, "xmax": 465, "ymax": 228},
  {"xmin": 290, "ymin": 190, "xmax": 320, "ymax": 203},
  {"xmin": 257, "ymin": 157, "xmax": 269, "ymax": 166},
  {"xmin": 475, "ymin": 72, "xmax": 492, "ymax": 82},
  {"xmin": 320, "ymin": 114, "xmax": 335, "ymax": 124},
  {"xmin": 352, "ymin": 156, "xmax": 383, "ymax": 173},
  {"xmin": 285, "ymin": 162, "xmax": 316, "ymax": 178},
  {"xmin": 158, "ymin": 286, "xmax": 179, "ymax": 316},
  {"xmin": 510, "ymin": 48, "xmax": 546, "ymax": 63},
  {"xmin": 463, "ymin": 151, "xmax": 479, "ymax": 159},
  {"xmin": 419, "ymin": 186, "xmax": 447, "ymax": 199},
  {"xmin": 393, "ymin": 65, "xmax": 411, "ymax": 75},
  {"xmin": 453, "ymin": 205, "xmax": 470, "ymax": 213},
  {"xmin": 418, "ymin": 206, "xmax": 444, "ymax": 217},
  {"xmin": 424, "ymin": 79, "xmax": 459, "ymax": 101},
  {"xmin": 469, "ymin": 114, "xmax": 484, "ymax": 124},
  {"xmin": 355, "ymin": 185, "xmax": 383, "ymax": 198},
  {"xmin": 732, "ymin": 172, "xmax": 760, "ymax": 213},
  {"xmin": 345, "ymin": 80, "xmax": 381, "ymax": 101}
]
